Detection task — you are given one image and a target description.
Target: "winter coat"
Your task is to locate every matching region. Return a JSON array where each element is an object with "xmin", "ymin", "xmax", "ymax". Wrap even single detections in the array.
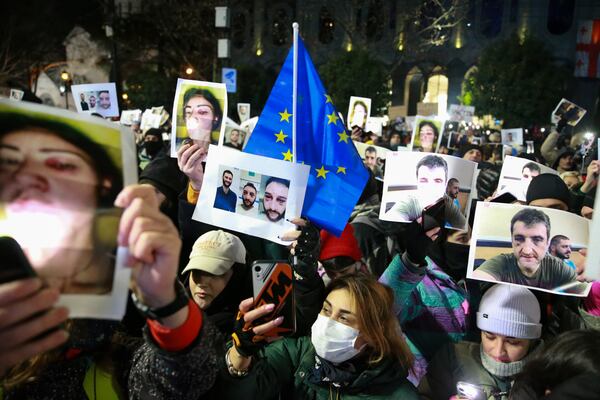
[
  {"xmin": 1, "ymin": 317, "xmax": 220, "ymax": 400},
  {"xmin": 379, "ymin": 253, "xmax": 469, "ymax": 385},
  {"xmin": 214, "ymin": 336, "xmax": 419, "ymax": 400}
]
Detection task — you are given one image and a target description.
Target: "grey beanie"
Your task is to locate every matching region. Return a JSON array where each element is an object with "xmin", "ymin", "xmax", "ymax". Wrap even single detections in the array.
[{"xmin": 477, "ymin": 284, "xmax": 542, "ymax": 339}]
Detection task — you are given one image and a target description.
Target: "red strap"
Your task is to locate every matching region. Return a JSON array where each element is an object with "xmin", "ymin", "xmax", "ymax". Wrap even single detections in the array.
[{"xmin": 147, "ymin": 299, "xmax": 203, "ymax": 352}]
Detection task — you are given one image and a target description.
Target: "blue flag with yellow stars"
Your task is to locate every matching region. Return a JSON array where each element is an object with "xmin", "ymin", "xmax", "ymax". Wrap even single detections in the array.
[{"xmin": 244, "ymin": 37, "xmax": 369, "ymax": 236}]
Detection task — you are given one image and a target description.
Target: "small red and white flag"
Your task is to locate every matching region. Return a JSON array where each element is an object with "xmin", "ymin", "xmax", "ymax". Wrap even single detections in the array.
[{"xmin": 575, "ymin": 20, "xmax": 600, "ymax": 78}]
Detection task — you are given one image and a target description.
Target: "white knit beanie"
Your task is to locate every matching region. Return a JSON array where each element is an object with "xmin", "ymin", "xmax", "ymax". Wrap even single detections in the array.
[{"xmin": 477, "ymin": 284, "xmax": 542, "ymax": 339}]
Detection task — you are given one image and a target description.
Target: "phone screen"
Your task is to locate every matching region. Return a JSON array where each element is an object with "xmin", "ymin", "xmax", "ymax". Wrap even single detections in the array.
[
  {"xmin": 0, "ymin": 237, "xmax": 37, "ymax": 284},
  {"xmin": 421, "ymin": 198, "xmax": 446, "ymax": 231}
]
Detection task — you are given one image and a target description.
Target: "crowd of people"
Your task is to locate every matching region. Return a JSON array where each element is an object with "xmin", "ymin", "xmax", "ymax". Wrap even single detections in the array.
[{"xmin": 1, "ymin": 90, "xmax": 599, "ymax": 400}]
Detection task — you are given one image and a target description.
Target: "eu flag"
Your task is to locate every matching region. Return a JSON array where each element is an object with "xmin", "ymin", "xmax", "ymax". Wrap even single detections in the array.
[{"xmin": 244, "ymin": 37, "xmax": 368, "ymax": 236}]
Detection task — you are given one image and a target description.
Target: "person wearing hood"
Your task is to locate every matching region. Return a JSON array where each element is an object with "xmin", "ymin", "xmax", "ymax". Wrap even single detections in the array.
[
  {"xmin": 138, "ymin": 128, "xmax": 166, "ymax": 170},
  {"xmin": 215, "ymin": 274, "xmax": 419, "ymax": 399},
  {"xmin": 420, "ymin": 284, "xmax": 543, "ymax": 400}
]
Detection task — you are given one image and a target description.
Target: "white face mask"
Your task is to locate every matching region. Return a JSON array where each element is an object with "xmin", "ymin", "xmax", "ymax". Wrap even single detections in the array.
[{"xmin": 310, "ymin": 314, "xmax": 363, "ymax": 364}]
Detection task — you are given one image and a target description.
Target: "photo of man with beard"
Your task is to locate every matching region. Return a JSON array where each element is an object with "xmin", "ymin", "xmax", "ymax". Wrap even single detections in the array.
[
  {"xmin": 472, "ymin": 208, "xmax": 578, "ymax": 290},
  {"xmin": 260, "ymin": 177, "xmax": 289, "ymax": 224},
  {"xmin": 213, "ymin": 169, "xmax": 237, "ymax": 212},
  {"xmin": 236, "ymin": 182, "xmax": 258, "ymax": 217}
]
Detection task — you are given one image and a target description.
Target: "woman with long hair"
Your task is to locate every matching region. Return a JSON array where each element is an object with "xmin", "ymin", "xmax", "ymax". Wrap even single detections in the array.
[{"xmin": 218, "ymin": 274, "xmax": 418, "ymax": 399}]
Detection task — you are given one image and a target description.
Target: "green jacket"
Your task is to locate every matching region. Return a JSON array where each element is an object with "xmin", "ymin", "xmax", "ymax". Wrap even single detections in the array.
[{"xmin": 215, "ymin": 336, "xmax": 419, "ymax": 399}]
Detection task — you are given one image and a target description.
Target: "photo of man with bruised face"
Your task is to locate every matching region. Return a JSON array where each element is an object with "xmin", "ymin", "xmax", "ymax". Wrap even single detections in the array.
[{"xmin": 260, "ymin": 176, "xmax": 289, "ymax": 223}]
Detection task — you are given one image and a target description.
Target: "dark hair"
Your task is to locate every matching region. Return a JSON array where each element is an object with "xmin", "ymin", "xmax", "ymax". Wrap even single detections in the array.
[
  {"xmin": 510, "ymin": 208, "xmax": 551, "ymax": 240},
  {"xmin": 182, "ymin": 87, "xmax": 223, "ymax": 131},
  {"xmin": 0, "ymin": 112, "xmax": 122, "ymax": 207},
  {"xmin": 522, "ymin": 162, "xmax": 541, "ymax": 174},
  {"xmin": 350, "ymin": 100, "xmax": 368, "ymax": 127},
  {"xmin": 418, "ymin": 120, "xmax": 439, "ymax": 138},
  {"xmin": 223, "ymin": 169, "xmax": 233, "ymax": 177},
  {"xmin": 365, "ymin": 146, "xmax": 376, "ymax": 154},
  {"xmin": 98, "ymin": 90, "xmax": 109, "ymax": 96},
  {"xmin": 416, "ymin": 154, "xmax": 448, "ymax": 181},
  {"xmin": 550, "ymin": 234, "xmax": 569, "ymax": 249},
  {"xmin": 265, "ymin": 176, "xmax": 290, "ymax": 189},
  {"xmin": 511, "ymin": 330, "xmax": 600, "ymax": 397},
  {"xmin": 447, "ymin": 177, "xmax": 459, "ymax": 186},
  {"xmin": 243, "ymin": 182, "xmax": 257, "ymax": 192}
]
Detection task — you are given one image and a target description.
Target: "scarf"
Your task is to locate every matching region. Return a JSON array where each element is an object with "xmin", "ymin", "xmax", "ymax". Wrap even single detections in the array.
[
  {"xmin": 306, "ymin": 356, "xmax": 363, "ymax": 391},
  {"xmin": 480, "ymin": 343, "xmax": 529, "ymax": 378}
]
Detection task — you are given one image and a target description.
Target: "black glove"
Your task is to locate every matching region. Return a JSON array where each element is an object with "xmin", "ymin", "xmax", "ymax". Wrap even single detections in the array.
[
  {"xmin": 404, "ymin": 220, "xmax": 435, "ymax": 266},
  {"xmin": 231, "ymin": 310, "xmax": 266, "ymax": 358},
  {"xmin": 556, "ymin": 117, "xmax": 568, "ymax": 134},
  {"xmin": 290, "ymin": 220, "xmax": 320, "ymax": 278}
]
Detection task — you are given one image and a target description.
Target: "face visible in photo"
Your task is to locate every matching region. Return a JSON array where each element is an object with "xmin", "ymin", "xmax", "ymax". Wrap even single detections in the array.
[
  {"xmin": 350, "ymin": 101, "xmax": 367, "ymax": 129},
  {"xmin": 262, "ymin": 177, "xmax": 289, "ymax": 222},
  {"xmin": 242, "ymin": 183, "xmax": 257, "ymax": 209},
  {"xmin": 98, "ymin": 91, "xmax": 111, "ymax": 110},
  {"xmin": 0, "ymin": 117, "xmax": 120, "ymax": 294},
  {"xmin": 89, "ymin": 95, "xmax": 97, "ymax": 108},
  {"xmin": 511, "ymin": 219, "xmax": 549, "ymax": 276},
  {"xmin": 182, "ymin": 88, "xmax": 222, "ymax": 144},
  {"xmin": 416, "ymin": 155, "xmax": 448, "ymax": 207}
]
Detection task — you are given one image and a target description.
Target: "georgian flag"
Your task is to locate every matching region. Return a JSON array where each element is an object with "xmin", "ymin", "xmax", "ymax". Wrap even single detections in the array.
[{"xmin": 575, "ymin": 20, "xmax": 600, "ymax": 78}]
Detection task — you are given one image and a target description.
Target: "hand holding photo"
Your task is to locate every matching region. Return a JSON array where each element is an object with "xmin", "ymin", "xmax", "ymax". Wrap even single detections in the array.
[
  {"xmin": 0, "ymin": 99, "xmax": 137, "ymax": 319},
  {"xmin": 379, "ymin": 152, "xmax": 477, "ymax": 230},
  {"xmin": 551, "ymin": 98, "xmax": 587, "ymax": 126},
  {"xmin": 193, "ymin": 145, "xmax": 309, "ymax": 244},
  {"xmin": 468, "ymin": 202, "xmax": 590, "ymax": 296},
  {"xmin": 170, "ymin": 79, "xmax": 227, "ymax": 160}
]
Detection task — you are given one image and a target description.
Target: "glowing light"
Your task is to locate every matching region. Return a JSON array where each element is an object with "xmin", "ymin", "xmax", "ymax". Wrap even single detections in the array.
[
  {"xmin": 256, "ymin": 48, "xmax": 262, "ymax": 56},
  {"xmin": 541, "ymin": 128, "xmax": 546, "ymax": 133},
  {"xmin": 346, "ymin": 42, "xmax": 353, "ymax": 52},
  {"xmin": 448, "ymin": 124, "xmax": 454, "ymax": 129},
  {"xmin": 60, "ymin": 71, "xmax": 70, "ymax": 81},
  {"xmin": 122, "ymin": 93, "xmax": 129, "ymax": 100},
  {"xmin": 185, "ymin": 67, "xmax": 193, "ymax": 75}
]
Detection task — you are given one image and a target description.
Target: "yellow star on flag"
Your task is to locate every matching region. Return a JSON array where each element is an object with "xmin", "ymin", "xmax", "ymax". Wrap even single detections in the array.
[
  {"xmin": 337, "ymin": 131, "xmax": 349, "ymax": 143},
  {"xmin": 279, "ymin": 108, "xmax": 292, "ymax": 123},
  {"xmin": 326, "ymin": 111, "xmax": 339, "ymax": 125},
  {"xmin": 282, "ymin": 149, "xmax": 293, "ymax": 161},
  {"xmin": 315, "ymin": 165, "xmax": 329, "ymax": 179},
  {"xmin": 274, "ymin": 130, "xmax": 288, "ymax": 143},
  {"xmin": 336, "ymin": 166, "xmax": 347, "ymax": 174},
  {"xmin": 325, "ymin": 94, "xmax": 333, "ymax": 103}
]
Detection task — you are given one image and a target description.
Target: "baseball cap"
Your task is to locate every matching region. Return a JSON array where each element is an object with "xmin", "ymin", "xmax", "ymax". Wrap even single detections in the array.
[{"xmin": 182, "ymin": 230, "xmax": 246, "ymax": 276}]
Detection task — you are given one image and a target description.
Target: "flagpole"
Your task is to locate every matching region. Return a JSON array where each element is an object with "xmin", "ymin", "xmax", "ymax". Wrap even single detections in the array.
[{"xmin": 292, "ymin": 22, "xmax": 299, "ymax": 164}]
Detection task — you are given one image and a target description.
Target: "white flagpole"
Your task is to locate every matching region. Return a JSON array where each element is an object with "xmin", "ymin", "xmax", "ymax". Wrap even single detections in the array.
[{"xmin": 292, "ymin": 22, "xmax": 299, "ymax": 164}]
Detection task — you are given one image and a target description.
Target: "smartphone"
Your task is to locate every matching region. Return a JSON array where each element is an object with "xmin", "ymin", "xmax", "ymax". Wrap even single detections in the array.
[
  {"xmin": 491, "ymin": 192, "xmax": 517, "ymax": 204},
  {"xmin": 251, "ymin": 261, "xmax": 296, "ymax": 337},
  {"xmin": 0, "ymin": 236, "xmax": 37, "ymax": 284},
  {"xmin": 421, "ymin": 197, "xmax": 446, "ymax": 232}
]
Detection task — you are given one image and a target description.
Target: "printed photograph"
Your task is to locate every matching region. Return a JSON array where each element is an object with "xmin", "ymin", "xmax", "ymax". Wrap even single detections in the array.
[
  {"xmin": 379, "ymin": 152, "xmax": 477, "ymax": 230},
  {"xmin": 410, "ymin": 116, "xmax": 445, "ymax": 153},
  {"xmin": 347, "ymin": 96, "xmax": 371, "ymax": 130},
  {"xmin": 71, "ymin": 83, "xmax": 119, "ymax": 118},
  {"xmin": 468, "ymin": 202, "xmax": 590, "ymax": 296},
  {"xmin": 170, "ymin": 79, "xmax": 227, "ymax": 159},
  {"xmin": 0, "ymin": 99, "xmax": 137, "ymax": 319},
  {"xmin": 497, "ymin": 156, "xmax": 558, "ymax": 202}
]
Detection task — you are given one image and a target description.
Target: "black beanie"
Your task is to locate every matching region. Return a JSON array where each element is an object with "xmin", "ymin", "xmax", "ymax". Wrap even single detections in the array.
[{"xmin": 526, "ymin": 173, "xmax": 571, "ymax": 206}]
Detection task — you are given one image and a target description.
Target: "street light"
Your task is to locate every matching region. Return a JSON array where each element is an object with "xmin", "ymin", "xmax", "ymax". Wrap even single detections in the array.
[
  {"xmin": 122, "ymin": 93, "xmax": 129, "ymax": 100},
  {"xmin": 185, "ymin": 67, "xmax": 194, "ymax": 75},
  {"xmin": 60, "ymin": 70, "xmax": 71, "ymax": 109}
]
